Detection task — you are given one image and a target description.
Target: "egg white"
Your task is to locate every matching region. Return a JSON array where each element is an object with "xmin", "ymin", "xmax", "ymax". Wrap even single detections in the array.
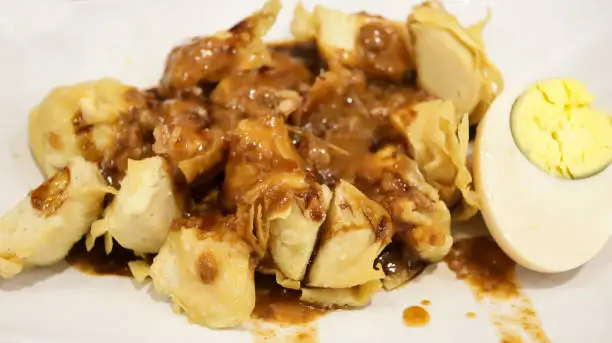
[{"xmin": 474, "ymin": 83, "xmax": 612, "ymax": 273}]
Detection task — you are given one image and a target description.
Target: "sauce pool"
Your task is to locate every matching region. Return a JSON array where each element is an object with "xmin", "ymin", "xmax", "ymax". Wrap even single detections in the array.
[
  {"xmin": 251, "ymin": 275, "xmax": 330, "ymax": 325},
  {"xmin": 444, "ymin": 236, "xmax": 551, "ymax": 343},
  {"xmin": 444, "ymin": 236, "xmax": 517, "ymax": 298},
  {"xmin": 66, "ymin": 238, "xmax": 140, "ymax": 277}
]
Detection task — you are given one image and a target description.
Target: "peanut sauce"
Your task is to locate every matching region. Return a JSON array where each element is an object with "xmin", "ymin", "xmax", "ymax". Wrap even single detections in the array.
[
  {"xmin": 252, "ymin": 275, "xmax": 329, "ymax": 325},
  {"xmin": 66, "ymin": 238, "xmax": 141, "ymax": 277},
  {"xmin": 444, "ymin": 237, "xmax": 551, "ymax": 343},
  {"xmin": 402, "ymin": 306, "xmax": 430, "ymax": 327},
  {"xmin": 31, "ymin": 167, "xmax": 70, "ymax": 216}
]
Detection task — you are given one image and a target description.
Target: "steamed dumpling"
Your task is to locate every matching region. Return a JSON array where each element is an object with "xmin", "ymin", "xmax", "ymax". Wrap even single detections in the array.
[
  {"xmin": 356, "ymin": 146, "xmax": 452, "ymax": 262},
  {"xmin": 87, "ymin": 156, "xmax": 182, "ymax": 254},
  {"xmin": 407, "ymin": 1, "xmax": 503, "ymax": 123},
  {"xmin": 0, "ymin": 157, "xmax": 109, "ymax": 278},
  {"xmin": 391, "ymin": 99, "xmax": 479, "ymax": 219},
  {"xmin": 225, "ymin": 116, "xmax": 332, "ymax": 284},
  {"xmin": 264, "ymin": 175, "xmax": 332, "ymax": 282},
  {"xmin": 29, "ymin": 78, "xmax": 134, "ymax": 178},
  {"xmin": 149, "ymin": 215, "xmax": 255, "ymax": 329},
  {"xmin": 291, "ymin": 4, "xmax": 412, "ymax": 81},
  {"xmin": 306, "ymin": 180, "xmax": 393, "ymax": 288}
]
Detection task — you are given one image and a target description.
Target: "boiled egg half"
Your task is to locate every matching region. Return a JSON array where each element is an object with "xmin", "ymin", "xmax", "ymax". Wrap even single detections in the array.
[{"xmin": 474, "ymin": 78, "xmax": 612, "ymax": 273}]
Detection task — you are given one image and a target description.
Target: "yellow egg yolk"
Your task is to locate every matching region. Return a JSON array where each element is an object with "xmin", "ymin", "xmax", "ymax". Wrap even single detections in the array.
[{"xmin": 511, "ymin": 78, "xmax": 612, "ymax": 178}]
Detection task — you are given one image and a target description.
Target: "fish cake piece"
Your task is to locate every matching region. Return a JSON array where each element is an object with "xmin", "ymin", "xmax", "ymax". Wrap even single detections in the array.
[{"xmin": 0, "ymin": 157, "xmax": 109, "ymax": 279}]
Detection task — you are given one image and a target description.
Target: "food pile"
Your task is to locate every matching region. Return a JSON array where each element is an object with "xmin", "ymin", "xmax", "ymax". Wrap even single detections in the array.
[{"xmin": 0, "ymin": 0, "xmax": 502, "ymax": 329}]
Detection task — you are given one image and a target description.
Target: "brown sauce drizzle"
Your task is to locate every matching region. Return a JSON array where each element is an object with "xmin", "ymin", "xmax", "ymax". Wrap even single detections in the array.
[
  {"xmin": 31, "ymin": 167, "xmax": 71, "ymax": 217},
  {"xmin": 356, "ymin": 22, "xmax": 411, "ymax": 82},
  {"xmin": 252, "ymin": 275, "xmax": 329, "ymax": 325},
  {"xmin": 66, "ymin": 238, "xmax": 141, "ymax": 277},
  {"xmin": 403, "ymin": 306, "xmax": 430, "ymax": 327},
  {"xmin": 196, "ymin": 251, "xmax": 218, "ymax": 284},
  {"xmin": 444, "ymin": 237, "xmax": 551, "ymax": 343},
  {"xmin": 269, "ymin": 40, "xmax": 326, "ymax": 77}
]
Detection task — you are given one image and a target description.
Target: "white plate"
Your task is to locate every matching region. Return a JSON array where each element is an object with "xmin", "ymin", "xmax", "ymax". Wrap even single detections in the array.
[{"xmin": 1, "ymin": 0, "xmax": 611, "ymax": 342}]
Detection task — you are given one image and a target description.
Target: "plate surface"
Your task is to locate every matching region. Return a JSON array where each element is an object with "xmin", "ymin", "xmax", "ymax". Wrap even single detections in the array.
[{"xmin": 0, "ymin": 0, "xmax": 611, "ymax": 342}]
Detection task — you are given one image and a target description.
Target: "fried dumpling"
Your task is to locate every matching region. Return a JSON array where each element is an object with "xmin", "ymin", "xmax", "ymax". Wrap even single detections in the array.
[
  {"xmin": 149, "ymin": 215, "xmax": 255, "ymax": 329},
  {"xmin": 29, "ymin": 78, "xmax": 134, "ymax": 178},
  {"xmin": 301, "ymin": 280, "xmax": 382, "ymax": 308},
  {"xmin": 152, "ymin": 98, "xmax": 226, "ymax": 183},
  {"xmin": 306, "ymin": 180, "xmax": 393, "ymax": 288},
  {"xmin": 159, "ymin": 0, "xmax": 281, "ymax": 96},
  {"xmin": 291, "ymin": 4, "xmax": 412, "ymax": 81},
  {"xmin": 0, "ymin": 157, "xmax": 109, "ymax": 279},
  {"xmin": 356, "ymin": 146, "xmax": 452, "ymax": 262},
  {"xmin": 223, "ymin": 115, "xmax": 305, "ymax": 210},
  {"xmin": 87, "ymin": 156, "xmax": 182, "ymax": 254},
  {"xmin": 391, "ymin": 99, "xmax": 479, "ymax": 219},
  {"xmin": 407, "ymin": 1, "xmax": 503, "ymax": 123},
  {"xmin": 225, "ymin": 116, "xmax": 332, "ymax": 284},
  {"xmin": 255, "ymin": 174, "xmax": 332, "ymax": 282}
]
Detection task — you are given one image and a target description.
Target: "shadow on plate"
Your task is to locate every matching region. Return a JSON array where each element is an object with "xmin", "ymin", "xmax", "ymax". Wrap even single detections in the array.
[
  {"xmin": 517, "ymin": 266, "xmax": 582, "ymax": 290},
  {"xmin": 0, "ymin": 262, "xmax": 69, "ymax": 291},
  {"xmin": 519, "ymin": 238, "xmax": 612, "ymax": 289}
]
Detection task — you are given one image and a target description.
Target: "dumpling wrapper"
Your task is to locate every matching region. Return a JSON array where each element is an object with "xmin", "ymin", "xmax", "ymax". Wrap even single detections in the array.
[
  {"xmin": 175, "ymin": 128, "xmax": 225, "ymax": 183},
  {"xmin": 391, "ymin": 99, "xmax": 479, "ymax": 219},
  {"xmin": 306, "ymin": 180, "xmax": 393, "ymax": 289},
  {"xmin": 357, "ymin": 146, "xmax": 452, "ymax": 262},
  {"xmin": 0, "ymin": 157, "xmax": 110, "ymax": 279},
  {"xmin": 226, "ymin": 116, "xmax": 332, "ymax": 284},
  {"xmin": 291, "ymin": 3, "xmax": 412, "ymax": 81},
  {"xmin": 266, "ymin": 179, "xmax": 332, "ymax": 282},
  {"xmin": 152, "ymin": 99, "xmax": 226, "ymax": 184},
  {"xmin": 87, "ymin": 156, "xmax": 182, "ymax": 254},
  {"xmin": 29, "ymin": 78, "xmax": 133, "ymax": 178},
  {"xmin": 159, "ymin": 0, "xmax": 281, "ymax": 95},
  {"xmin": 407, "ymin": 1, "xmax": 503, "ymax": 123},
  {"xmin": 149, "ymin": 216, "xmax": 255, "ymax": 329},
  {"xmin": 301, "ymin": 280, "xmax": 382, "ymax": 308},
  {"xmin": 223, "ymin": 116, "xmax": 305, "ymax": 210}
]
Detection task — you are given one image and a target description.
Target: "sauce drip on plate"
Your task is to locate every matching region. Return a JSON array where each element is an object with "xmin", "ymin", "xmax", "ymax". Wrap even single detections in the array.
[
  {"xmin": 403, "ymin": 306, "xmax": 430, "ymax": 327},
  {"xmin": 444, "ymin": 236, "xmax": 551, "ymax": 343},
  {"xmin": 445, "ymin": 236, "xmax": 517, "ymax": 298}
]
